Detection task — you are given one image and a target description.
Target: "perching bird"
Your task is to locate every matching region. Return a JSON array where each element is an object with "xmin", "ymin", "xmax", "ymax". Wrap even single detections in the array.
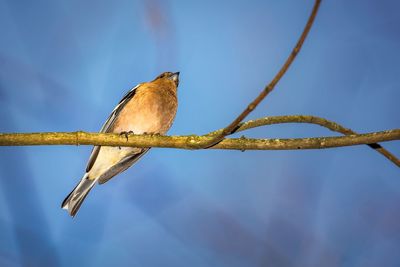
[{"xmin": 62, "ymin": 72, "xmax": 179, "ymax": 217}]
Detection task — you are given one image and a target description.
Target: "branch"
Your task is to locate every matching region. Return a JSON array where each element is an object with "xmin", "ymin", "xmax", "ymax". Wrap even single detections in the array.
[
  {"xmin": 0, "ymin": 129, "xmax": 398, "ymax": 149},
  {"xmin": 0, "ymin": 115, "xmax": 398, "ymax": 167},
  {"xmin": 199, "ymin": 0, "xmax": 322, "ymax": 148},
  {"xmin": 208, "ymin": 115, "xmax": 400, "ymax": 167}
]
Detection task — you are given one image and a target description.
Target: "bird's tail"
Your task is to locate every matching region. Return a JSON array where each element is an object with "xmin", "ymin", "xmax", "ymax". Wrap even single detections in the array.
[{"xmin": 61, "ymin": 174, "xmax": 97, "ymax": 217}]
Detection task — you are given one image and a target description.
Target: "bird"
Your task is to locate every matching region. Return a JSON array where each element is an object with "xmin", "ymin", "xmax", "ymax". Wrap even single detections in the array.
[{"xmin": 62, "ymin": 71, "xmax": 180, "ymax": 217}]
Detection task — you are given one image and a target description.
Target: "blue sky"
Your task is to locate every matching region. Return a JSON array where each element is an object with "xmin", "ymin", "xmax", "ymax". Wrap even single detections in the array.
[{"xmin": 0, "ymin": 0, "xmax": 399, "ymax": 266}]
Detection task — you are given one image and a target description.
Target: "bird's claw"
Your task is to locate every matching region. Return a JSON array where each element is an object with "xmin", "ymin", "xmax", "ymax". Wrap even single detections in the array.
[{"xmin": 120, "ymin": 131, "xmax": 134, "ymax": 141}]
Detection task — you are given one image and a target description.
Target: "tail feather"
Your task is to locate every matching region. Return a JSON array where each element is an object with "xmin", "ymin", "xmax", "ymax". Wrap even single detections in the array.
[{"xmin": 61, "ymin": 174, "xmax": 97, "ymax": 217}]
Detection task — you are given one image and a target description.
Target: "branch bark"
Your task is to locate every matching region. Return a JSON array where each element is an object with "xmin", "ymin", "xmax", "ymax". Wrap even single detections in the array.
[
  {"xmin": 0, "ymin": 129, "xmax": 398, "ymax": 150},
  {"xmin": 0, "ymin": 115, "xmax": 398, "ymax": 167}
]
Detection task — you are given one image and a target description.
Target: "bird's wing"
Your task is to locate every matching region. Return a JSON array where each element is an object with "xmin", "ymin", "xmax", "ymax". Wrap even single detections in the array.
[
  {"xmin": 86, "ymin": 84, "xmax": 141, "ymax": 173},
  {"xmin": 97, "ymin": 148, "xmax": 150, "ymax": 184}
]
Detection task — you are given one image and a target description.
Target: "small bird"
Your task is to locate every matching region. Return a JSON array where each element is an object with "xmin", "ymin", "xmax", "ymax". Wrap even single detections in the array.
[{"xmin": 62, "ymin": 72, "xmax": 179, "ymax": 217}]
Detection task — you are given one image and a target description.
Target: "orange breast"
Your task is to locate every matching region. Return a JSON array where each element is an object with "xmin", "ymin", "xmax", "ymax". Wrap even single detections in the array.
[{"xmin": 111, "ymin": 86, "xmax": 177, "ymax": 134}]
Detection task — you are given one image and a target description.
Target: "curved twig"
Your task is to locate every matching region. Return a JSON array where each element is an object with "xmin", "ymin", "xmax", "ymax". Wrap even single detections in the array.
[
  {"xmin": 207, "ymin": 115, "xmax": 400, "ymax": 167},
  {"xmin": 198, "ymin": 0, "xmax": 322, "ymax": 148}
]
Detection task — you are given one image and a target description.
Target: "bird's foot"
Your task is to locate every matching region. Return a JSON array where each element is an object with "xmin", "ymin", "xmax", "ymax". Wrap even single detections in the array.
[{"xmin": 120, "ymin": 131, "xmax": 134, "ymax": 141}]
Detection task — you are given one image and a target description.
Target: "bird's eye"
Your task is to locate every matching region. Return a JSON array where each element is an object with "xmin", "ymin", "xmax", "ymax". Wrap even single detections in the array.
[
  {"xmin": 157, "ymin": 72, "xmax": 170, "ymax": 79},
  {"xmin": 155, "ymin": 72, "xmax": 174, "ymax": 80}
]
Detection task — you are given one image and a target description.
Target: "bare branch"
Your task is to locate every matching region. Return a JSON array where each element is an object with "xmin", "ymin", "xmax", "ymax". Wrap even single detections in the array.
[
  {"xmin": 199, "ymin": 0, "xmax": 322, "ymax": 148},
  {"xmin": 207, "ymin": 115, "xmax": 400, "ymax": 167},
  {"xmin": 1, "ymin": 114, "xmax": 398, "ymax": 167},
  {"xmin": 0, "ymin": 129, "xmax": 398, "ymax": 152}
]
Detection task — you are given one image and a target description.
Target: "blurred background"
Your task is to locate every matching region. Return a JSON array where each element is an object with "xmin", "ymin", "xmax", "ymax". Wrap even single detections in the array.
[{"xmin": 0, "ymin": 0, "xmax": 399, "ymax": 266}]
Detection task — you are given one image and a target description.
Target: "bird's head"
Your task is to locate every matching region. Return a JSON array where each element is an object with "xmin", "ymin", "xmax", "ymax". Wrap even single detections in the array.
[{"xmin": 154, "ymin": 71, "xmax": 180, "ymax": 87}]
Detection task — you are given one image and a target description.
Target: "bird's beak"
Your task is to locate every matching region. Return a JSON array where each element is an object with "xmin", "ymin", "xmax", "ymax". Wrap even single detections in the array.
[{"xmin": 169, "ymin": 72, "xmax": 180, "ymax": 86}]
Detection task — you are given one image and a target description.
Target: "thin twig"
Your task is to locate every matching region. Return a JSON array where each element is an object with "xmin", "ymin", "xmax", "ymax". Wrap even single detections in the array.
[
  {"xmin": 198, "ymin": 0, "xmax": 322, "ymax": 148},
  {"xmin": 207, "ymin": 115, "xmax": 400, "ymax": 167}
]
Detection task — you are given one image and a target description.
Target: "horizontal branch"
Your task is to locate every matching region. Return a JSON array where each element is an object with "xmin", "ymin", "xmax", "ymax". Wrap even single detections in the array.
[{"xmin": 0, "ymin": 129, "xmax": 398, "ymax": 151}]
